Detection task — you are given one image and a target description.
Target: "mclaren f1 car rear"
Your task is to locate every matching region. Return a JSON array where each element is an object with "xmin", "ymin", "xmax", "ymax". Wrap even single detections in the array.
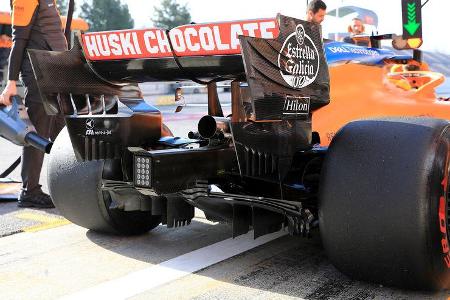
[
  {"xmin": 28, "ymin": 12, "xmax": 450, "ymax": 290},
  {"xmin": 29, "ymin": 14, "xmax": 330, "ymax": 238}
]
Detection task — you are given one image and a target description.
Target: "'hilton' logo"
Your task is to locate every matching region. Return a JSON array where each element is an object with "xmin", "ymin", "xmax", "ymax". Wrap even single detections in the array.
[{"xmin": 283, "ymin": 96, "xmax": 310, "ymax": 116}]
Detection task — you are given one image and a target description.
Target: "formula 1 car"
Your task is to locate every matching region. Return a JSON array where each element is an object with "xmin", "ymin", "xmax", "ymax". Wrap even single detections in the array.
[
  {"xmin": 24, "ymin": 13, "xmax": 450, "ymax": 291},
  {"xmin": 314, "ymin": 42, "xmax": 448, "ymax": 145}
]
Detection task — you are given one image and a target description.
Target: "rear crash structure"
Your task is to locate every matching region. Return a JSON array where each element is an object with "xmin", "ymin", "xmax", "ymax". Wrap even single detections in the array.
[{"xmin": 29, "ymin": 15, "xmax": 450, "ymax": 290}]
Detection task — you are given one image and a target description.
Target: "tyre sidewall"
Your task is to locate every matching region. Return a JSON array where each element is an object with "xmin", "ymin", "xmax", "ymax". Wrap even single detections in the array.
[
  {"xmin": 427, "ymin": 128, "xmax": 450, "ymax": 289},
  {"xmin": 319, "ymin": 119, "xmax": 450, "ymax": 290}
]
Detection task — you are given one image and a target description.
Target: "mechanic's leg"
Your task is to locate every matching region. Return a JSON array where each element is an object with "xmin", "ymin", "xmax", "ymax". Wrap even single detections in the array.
[
  {"xmin": 21, "ymin": 106, "xmax": 65, "ymax": 194},
  {"xmin": 18, "ymin": 59, "xmax": 55, "ymax": 208},
  {"xmin": 49, "ymin": 114, "xmax": 66, "ymax": 142},
  {"xmin": 21, "ymin": 102, "xmax": 52, "ymax": 192}
]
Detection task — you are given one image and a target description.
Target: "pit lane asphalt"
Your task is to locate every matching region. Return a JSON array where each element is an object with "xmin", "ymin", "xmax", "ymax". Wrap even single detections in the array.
[
  {"xmin": 1, "ymin": 217, "xmax": 449, "ymax": 300},
  {"xmin": 0, "ymin": 94, "xmax": 449, "ymax": 299}
]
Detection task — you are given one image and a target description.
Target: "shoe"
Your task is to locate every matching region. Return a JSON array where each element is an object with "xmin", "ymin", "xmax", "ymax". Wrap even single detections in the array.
[{"xmin": 18, "ymin": 190, "xmax": 55, "ymax": 209}]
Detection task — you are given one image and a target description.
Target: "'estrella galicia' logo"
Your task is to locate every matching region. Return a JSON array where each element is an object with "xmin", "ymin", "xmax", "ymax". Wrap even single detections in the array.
[
  {"xmin": 296, "ymin": 24, "xmax": 305, "ymax": 46},
  {"xmin": 278, "ymin": 24, "xmax": 320, "ymax": 89}
]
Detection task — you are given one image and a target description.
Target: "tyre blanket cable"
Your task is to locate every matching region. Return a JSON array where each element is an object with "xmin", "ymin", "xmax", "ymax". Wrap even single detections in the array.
[
  {"xmin": 165, "ymin": 29, "xmax": 227, "ymax": 85},
  {"xmin": 0, "ymin": 156, "xmax": 21, "ymax": 178}
]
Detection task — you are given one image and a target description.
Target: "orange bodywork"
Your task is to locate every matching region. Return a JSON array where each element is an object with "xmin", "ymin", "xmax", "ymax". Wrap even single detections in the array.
[
  {"xmin": 60, "ymin": 16, "xmax": 89, "ymax": 32},
  {"xmin": 313, "ymin": 63, "xmax": 448, "ymax": 146},
  {"xmin": 0, "ymin": 12, "xmax": 9, "ymax": 24}
]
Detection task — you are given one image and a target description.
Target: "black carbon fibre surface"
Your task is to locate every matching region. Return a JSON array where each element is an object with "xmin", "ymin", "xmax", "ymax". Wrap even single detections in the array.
[
  {"xmin": 28, "ymin": 38, "xmax": 141, "ymax": 115},
  {"xmin": 65, "ymin": 107, "xmax": 162, "ymax": 161},
  {"xmin": 89, "ymin": 55, "xmax": 247, "ymax": 83},
  {"xmin": 231, "ymin": 120, "xmax": 311, "ymax": 181},
  {"xmin": 239, "ymin": 14, "xmax": 330, "ymax": 121},
  {"xmin": 232, "ymin": 15, "xmax": 330, "ymax": 180}
]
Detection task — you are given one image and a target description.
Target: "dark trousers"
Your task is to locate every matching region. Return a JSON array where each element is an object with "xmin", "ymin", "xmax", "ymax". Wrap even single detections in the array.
[
  {"xmin": 20, "ymin": 57, "xmax": 65, "ymax": 193},
  {"xmin": 0, "ymin": 48, "xmax": 9, "ymax": 83}
]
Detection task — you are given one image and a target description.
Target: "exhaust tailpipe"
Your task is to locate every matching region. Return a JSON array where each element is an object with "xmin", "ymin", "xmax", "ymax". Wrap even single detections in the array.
[{"xmin": 198, "ymin": 116, "xmax": 230, "ymax": 139}]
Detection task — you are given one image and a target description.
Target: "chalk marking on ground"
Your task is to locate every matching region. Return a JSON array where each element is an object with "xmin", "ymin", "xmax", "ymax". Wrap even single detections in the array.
[{"xmin": 61, "ymin": 230, "xmax": 287, "ymax": 300}]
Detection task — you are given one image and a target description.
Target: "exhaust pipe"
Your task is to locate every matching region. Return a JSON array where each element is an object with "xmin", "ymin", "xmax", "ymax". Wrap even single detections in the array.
[
  {"xmin": 198, "ymin": 115, "xmax": 230, "ymax": 139},
  {"xmin": 0, "ymin": 95, "xmax": 53, "ymax": 153}
]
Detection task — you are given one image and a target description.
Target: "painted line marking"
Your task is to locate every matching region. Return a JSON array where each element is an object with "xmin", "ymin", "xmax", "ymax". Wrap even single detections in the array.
[
  {"xmin": 61, "ymin": 230, "xmax": 287, "ymax": 300},
  {"xmin": 15, "ymin": 213, "xmax": 70, "ymax": 232},
  {"xmin": 155, "ymin": 95, "xmax": 175, "ymax": 105},
  {"xmin": 162, "ymin": 114, "xmax": 204, "ymax": 122},
  {"xmin": 22, "ymin": 220, "xmax": 71, "ymax": 233}
]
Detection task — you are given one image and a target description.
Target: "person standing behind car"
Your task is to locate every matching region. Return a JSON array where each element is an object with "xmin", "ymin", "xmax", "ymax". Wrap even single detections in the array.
[
  {"xmin": 0, "ymin": 0, "xmax": 66, "ymax": 208},
  {"xmin": 306, "ymin": 0, "xmax": 327, "ymax": 25}
]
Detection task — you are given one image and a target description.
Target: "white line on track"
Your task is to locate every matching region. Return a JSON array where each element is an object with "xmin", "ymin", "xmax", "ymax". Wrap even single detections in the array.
[{"xmin": 61, "ymin": 230, "xmax": 287, "ymax": 300}]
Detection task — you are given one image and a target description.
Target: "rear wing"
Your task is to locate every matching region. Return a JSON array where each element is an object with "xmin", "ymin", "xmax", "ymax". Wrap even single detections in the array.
[
  {"xmin": 80, "ymin": 23, "xmax": 408, "ymax": 85},
  {"xmin": 81, "ymin": 18, "xmax": 408, "ymax": 65},
  {"xmin": 81, "ymin": 18, "xmax": 278, "ymax": 60},
  {"xmin": 28, "ymin": 14, "xmax": 331, "ymax": 118}
]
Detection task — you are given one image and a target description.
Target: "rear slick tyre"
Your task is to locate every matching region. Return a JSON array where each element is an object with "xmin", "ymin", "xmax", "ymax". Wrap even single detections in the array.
[
  {"xmin": 319, "ymin": 118, "xmax": 450, "ymax": 290},
  {"xmin": 48, "ymin": 128, "xmax": 160, "ymax": 235}
]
